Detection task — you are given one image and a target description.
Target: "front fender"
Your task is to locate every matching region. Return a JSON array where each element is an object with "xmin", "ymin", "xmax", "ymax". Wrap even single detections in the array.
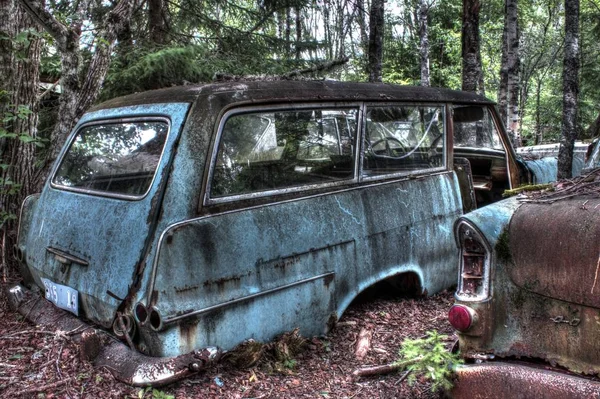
[{"xmin": 521, "ymin": 157, "xmax": 558, "ymax": 184}]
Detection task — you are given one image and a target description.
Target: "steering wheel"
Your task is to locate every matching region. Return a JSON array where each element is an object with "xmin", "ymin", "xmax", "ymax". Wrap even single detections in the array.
[
  {"xmin": 370, "ymin": 136, "xmax": 404, "ymax": 157},
  {"xmin": 427, "ymin": 133, "xmax": 444, "ymax": 166}
]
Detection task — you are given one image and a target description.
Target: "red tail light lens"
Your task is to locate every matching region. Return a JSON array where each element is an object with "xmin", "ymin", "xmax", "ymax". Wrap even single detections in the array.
[{"xmin": 449, "ymin": 304, "xmax": 474, "ymax": 332}]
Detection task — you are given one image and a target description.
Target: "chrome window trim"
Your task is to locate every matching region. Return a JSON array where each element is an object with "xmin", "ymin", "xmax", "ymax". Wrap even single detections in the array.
[
  {"xmin": 50, "ymin": 117, "xmax": 171, "ymax": 201},
  {"xmin": 454, "ymin": 219, "xmax": 493, "ymax": 302},
  {"xmin": 204, "ymin": 103, "xmax": 362, "ymax": 206}
]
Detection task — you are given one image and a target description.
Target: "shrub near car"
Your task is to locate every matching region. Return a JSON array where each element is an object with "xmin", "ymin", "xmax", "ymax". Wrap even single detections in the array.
[
  {"xmin": 449, "ymin": 165, "xmax": 600, "ymax": 397},
  {"xmin": 10, "ymin": 81, "xmax": 556, "ymax": 386}
]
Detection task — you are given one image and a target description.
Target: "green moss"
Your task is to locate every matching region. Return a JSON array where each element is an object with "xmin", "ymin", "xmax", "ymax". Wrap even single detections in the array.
[
  {"xmin": 495, "ymin": 227, "xmax": 512, "ymax": 263},
  {"xmin": 502, "ymin": 183, "xmax": 554, "ymax": 198},
  {"xmin": 510, "ymin": 288, "xmax": 526, "ymax": 310}
]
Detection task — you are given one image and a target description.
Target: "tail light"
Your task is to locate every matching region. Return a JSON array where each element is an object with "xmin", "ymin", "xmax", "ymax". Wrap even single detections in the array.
[
  {"xmin": 455, "ymin": 220, "xmax": 491, "ymax": 301},
  {"xmin": 449, "ymin": 304, "xmax": 476, "ymax": 332}
]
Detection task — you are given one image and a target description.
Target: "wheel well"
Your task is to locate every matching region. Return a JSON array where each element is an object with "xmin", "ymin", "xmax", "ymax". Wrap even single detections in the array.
[{"xmin": 354, "ymin": 271, "xmax": 424, "ymax": 303}]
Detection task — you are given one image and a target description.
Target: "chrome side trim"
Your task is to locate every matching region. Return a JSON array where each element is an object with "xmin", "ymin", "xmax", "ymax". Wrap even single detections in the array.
[
  {"xmin": 146, "ymin": 169, "xmax": 454, "ymax": 305},
  {"xmin": 161, "ymin": 272, "xmax": 335, "ymax": 326},
  {"xmin": 454, "ymin": 219, "xmax": 493, "ymax": 302},
  {"xmin": 46, "ymin": 247, "xmax": 89, "ymax": 266}
]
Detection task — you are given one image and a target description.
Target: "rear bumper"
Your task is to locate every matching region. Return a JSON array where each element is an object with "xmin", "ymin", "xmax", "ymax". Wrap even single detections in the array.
[
  {"xmin": 451, "ymin": 362, "xmax": 600, "ymax": 399},
  {"xmin": 6, "ymin": 284, "xmax": 223, "ymax": 387}
]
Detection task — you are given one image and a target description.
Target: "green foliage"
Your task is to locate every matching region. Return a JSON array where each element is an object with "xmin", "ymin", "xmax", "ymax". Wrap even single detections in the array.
[
  {"xmin": 136, "ymin": 387, "xmax": 174, "ymax": 399},
  {"xmin": 395, "ymin": 331, "xmax": 462, "ymax": 392},
  {"xmin": 101, "ymin": 44, "xmax": 307, "ymax": 100},
  {"xmin": 382, "ymin": 0, "xmax": 464, "ymax": 89}
]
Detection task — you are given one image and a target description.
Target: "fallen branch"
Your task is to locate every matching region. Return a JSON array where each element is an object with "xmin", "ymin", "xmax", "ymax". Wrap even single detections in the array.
[
  {"xmin": 15, "ymin": 376, "xmax": 75, "ymax": 396},
  {"xmin": 395, "ymin": 370, "xmax": 412, "ymax": 385},
  {"xmin": 352, "ymin": 356, "xmax": 423, "ymax": 378},
  {"xmin": 355, "ymin": 327, "xmax": 372, "ymax": 360}
]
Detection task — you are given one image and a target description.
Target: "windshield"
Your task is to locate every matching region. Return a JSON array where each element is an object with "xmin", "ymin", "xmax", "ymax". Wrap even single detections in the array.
[
  {"xmin": 453, "ymin": 105, "xmax": 504, "ymax": 151},
  {"xmin": 53, "ymin": 120, "xmax": 169, "ymax": 197}
]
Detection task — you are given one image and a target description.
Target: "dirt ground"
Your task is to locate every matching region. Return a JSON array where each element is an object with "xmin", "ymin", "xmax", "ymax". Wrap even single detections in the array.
[{"xmin": 0, "ymin": 280, "xmax": 456, "ymax": 399}]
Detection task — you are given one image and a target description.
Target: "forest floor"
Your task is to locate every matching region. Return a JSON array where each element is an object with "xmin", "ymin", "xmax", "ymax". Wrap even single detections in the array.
[{"xmin": 0, "ymin": 279, "xmax": 456, "ymax": 399}]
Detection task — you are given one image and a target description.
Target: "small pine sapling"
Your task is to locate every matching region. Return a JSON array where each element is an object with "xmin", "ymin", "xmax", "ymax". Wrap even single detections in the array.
[{"xmin": 396, "ymin": 330, "xmax": 462, "ymax": 392}]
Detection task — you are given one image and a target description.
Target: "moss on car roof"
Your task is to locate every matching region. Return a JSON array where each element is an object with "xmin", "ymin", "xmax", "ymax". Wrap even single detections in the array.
[{"xmin": 91, "ymin": 80, "xmax": 494, "ymax": 111}]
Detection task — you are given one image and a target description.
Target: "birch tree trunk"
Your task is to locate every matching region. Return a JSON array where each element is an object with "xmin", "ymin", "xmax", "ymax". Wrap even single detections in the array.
[
  {"xmin": 557, "ymin": 0, "xmax": 580, "ymax": 179},
  {"xmin": 0, "ymin": 0, "xmax": 41, "ymax": 276},
  {"xmin": 498, "ymin": 0, "xmax": 520, "ymax": 147},
  {"xmin": 461, "ymin": 0, "xmax": 484, "ymax": 94},
  {"xmin": 357, "ymin": 0, "xmax": 369, "ymax": 55},
  {"xmin": 418, "ymin": 0, "xmax": 431, "ymax": 87},
  {"xmin": 368, "ymin": 0, "xmax": 384, "ymax": 82}
]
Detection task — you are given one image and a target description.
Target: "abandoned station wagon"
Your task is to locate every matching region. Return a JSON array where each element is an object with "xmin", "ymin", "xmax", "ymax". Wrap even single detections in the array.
[{"xmin": 9, "ymin": 81, "xmax": 558, "ymax": 385}]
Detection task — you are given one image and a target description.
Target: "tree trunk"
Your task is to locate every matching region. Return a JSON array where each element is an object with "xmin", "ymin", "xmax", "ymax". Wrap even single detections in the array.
[
  {"xmin": 535, "ymin": 78, "xmax": 543, "ymax": 144},
  {"xmin": 418, "ymin": 0, "xmax": 430, "ymax": 87},
  {"xmin": 357, "ymin": 0, "xmax": 369, "ymax": 55},
  {"xmin": 461, "ymin": 0, "xmax": 483, "ymax": 94},
  {"xmin": 368, "ymin": 0, "xmax": 384, "ymax": 82},
  {"xmin": 149, "ymin": 0, "xmax": 167, "ymax": 46},
  {"xmin": 295, "ymin": 6, "xmax": 302, "ymax": 60},
  {"xmin": 498, "ymin": 0, "xmax": 520, "ymax": 147},
  {"xmin": 557, "ymin": 0, "xmax": 580, "ymax": 179},
  {"xmin": 323, "ymin": 0, "xmax": 332, "ymax": 59},
  {"xmin": 285, "ymin": 7, "xmax": 291, "ymax": 56},
  {"xmin": 0, "ymin": 0, "xmax": 41, "ymax": 277},
  {"xmin": 19, "ymin": 0, "xmax": 135, "ymax": 171},
  {"xmin": 498, "ymin": 8, "xmax": 508, "ymax": 125}
]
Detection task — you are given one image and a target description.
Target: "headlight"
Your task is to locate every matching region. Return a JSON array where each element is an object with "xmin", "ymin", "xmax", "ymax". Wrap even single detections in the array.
[{"xmin": 455, "ymin": 220, "xmax": 491, "ymax": 301}]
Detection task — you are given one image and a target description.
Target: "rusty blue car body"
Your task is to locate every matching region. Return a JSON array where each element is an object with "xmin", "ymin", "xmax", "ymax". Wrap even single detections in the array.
[{"xmin": 11, "ymin": 81, "xmax": 559, "ymax": 385}]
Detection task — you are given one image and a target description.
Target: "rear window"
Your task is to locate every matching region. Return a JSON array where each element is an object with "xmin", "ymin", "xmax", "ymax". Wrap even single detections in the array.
[{"xmin": 52, "ymin": 120, "xmax": 169, "ymax": 197}]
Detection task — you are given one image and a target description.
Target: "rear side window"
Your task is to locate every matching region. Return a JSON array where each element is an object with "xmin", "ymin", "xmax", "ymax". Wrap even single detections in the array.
[
  {"xmin": 211, "ymin": 108, "xmax": 358, "ymax": 197},
  {"xmin": 53, "ymin": 120, "xmax": 169, "ymax": 197},
  {"xmin": 362, "ymin": 105, "xmax": 445, "ymax": 176}
]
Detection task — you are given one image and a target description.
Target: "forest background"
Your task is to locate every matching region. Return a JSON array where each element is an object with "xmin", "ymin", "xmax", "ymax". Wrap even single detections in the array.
[{"xmin": 0, "ymin": 0, "xmax": 597, "ymax": 275}]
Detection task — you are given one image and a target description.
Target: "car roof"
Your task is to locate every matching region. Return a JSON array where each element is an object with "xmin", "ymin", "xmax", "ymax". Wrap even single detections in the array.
[{"xmin": 91, "ymin": 80, "xmax": 495, "ymax": 111}]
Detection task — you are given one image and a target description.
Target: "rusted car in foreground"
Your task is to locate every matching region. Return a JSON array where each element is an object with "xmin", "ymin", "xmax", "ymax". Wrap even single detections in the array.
[
  {"xmin": 449, "ymin": 159, "xmax": 600, "ymax": 396},
  {"xmin": 9, "ymin": 81, "xmax": 558, "ymax": 386}
]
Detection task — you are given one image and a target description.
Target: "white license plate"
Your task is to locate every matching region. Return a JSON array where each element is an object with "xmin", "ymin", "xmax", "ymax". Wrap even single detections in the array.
[{"xmin": 41, "ymin": 278, "xmax": 79, "ymax": 316}]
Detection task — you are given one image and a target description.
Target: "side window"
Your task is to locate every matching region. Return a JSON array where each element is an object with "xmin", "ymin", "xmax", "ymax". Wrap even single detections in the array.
[
  {"xmin": 211, "ymin": 108, "xmax": 358, "ymax": 198},
  {"xmin": 362, "ymin": 105, "xmax": 445, "ymax": 176},
  {"xmin": 453, "ymin": 106, "xmax": 504, "ymax": 150}
]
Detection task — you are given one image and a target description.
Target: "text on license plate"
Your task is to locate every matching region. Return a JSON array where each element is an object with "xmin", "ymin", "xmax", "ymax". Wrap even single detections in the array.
[{"xmin": 41, "ymin": 278, "xmax": 79, "ymax": 316}]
